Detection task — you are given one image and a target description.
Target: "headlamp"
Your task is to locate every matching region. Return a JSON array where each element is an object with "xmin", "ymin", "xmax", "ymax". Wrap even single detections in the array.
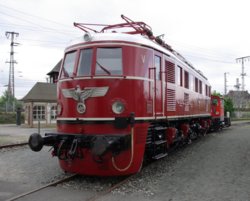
[
  {"xmin": 83, "ymin": 33, "xmax": 92, "ymax": 42},
  {"xmin": 112, "ymin": 101, "xmax": 125, "ymax": 114}
]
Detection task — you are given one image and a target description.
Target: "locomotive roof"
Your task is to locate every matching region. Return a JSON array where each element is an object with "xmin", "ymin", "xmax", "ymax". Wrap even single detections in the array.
[
  {"xmin": 68, "ymin": 15, "xmax": 208, "ymax": 81},
  {"xmin": 68, "ymin": 32, "xmax": 208, "ymax": 81}
]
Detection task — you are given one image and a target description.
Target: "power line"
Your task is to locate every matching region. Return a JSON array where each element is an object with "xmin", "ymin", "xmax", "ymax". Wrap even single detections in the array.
[
  {"xmin": 0, "ymin": 6, "xmax": 242, "ymax": 65},
  {"xmin": 0, "ymin": 22, "xmax": 75, "ymax": 35},
  {"xmin": 0, "ymin": 11, "xmax": 76, "ymax": 36},
  {"xmin": 183, "ymin": 53, "xmax": 234, "ymax": 64},
  {"xmin": 0, "ymin": 3, "xmax": 71, "ymax": 28}
]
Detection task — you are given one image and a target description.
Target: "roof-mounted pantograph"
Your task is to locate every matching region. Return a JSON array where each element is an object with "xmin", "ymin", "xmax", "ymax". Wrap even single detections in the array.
[{"xmin": 74, "ymin": 15, "xmax": 205, "ymax": 79}]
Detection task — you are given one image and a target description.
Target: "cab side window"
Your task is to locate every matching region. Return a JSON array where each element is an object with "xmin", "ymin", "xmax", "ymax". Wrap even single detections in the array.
[
  {"xmin": 195, "ymin": 77, "xmax": 198, "ymax": 92},
  {"xmin": 154, "ymin": 55, "xmax": 161, "ymax": 80},
  {"xmin": 184, "ymin": 71, "xmax": 189, "ymax": 89},
  {"xmin": 177, "ymin": 66, "xmax": 183, "ymax": 86}
]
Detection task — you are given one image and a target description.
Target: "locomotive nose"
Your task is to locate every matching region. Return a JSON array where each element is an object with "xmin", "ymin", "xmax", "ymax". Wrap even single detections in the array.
[{"xmin": 28, "ymin": 133, "xmax": 44, "ymax": 152}]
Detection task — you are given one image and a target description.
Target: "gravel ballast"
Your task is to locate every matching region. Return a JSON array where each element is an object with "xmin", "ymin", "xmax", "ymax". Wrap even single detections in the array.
[{"xmin": 1, "ymin": 123, "xmax": 250, "ymax": 201}]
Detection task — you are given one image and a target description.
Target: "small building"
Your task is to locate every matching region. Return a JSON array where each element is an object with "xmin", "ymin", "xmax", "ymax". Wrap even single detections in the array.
[
  {"xmin": 226, "ymin": 90, "xmax": 250, "ymax": 118},
  {"xmin": 21, "ymin": 60, "xmax": 60, "ymax": 127},
  {"xmin": 226, "ymin": 90, "xmax": 250, "ymax": 109},
  {"xmin": 21, "ymin": 82, "xmax": 57, "ymax": 127},
  {"xmin": 47, "ymin": 60, "xmax": 61, "ymax": 83}
]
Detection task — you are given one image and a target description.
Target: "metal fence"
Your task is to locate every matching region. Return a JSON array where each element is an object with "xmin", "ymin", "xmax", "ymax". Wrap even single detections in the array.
[{"xmin": 0, "ymin": 102, "xmax": 17, "ymax": 113}]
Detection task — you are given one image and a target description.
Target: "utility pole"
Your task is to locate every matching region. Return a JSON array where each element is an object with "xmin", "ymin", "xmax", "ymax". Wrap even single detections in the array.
[
  {"xmin": 5, "ymin": 31, "xmax": 19, "ymax": 98},
  {"xmin": 236, "ymin": 56, "xmax": 250, "ymax": 91},
  {"xmin": 234, "ymin": 78, "xmax": 241, "ymax": 91},
  {"xmin": 224, "ymin": 72, "xmax": 229, "ymax": 95}
]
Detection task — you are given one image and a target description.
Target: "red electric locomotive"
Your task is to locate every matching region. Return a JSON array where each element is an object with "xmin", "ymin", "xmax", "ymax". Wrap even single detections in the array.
[{"xmin": 29, "ymin": 15, "xmax": 222, "ymax": 176}]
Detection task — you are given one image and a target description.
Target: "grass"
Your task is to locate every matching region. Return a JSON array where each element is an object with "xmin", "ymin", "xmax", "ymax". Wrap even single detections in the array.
[{"xmin": 231, "ymin": 118, "xmax": 250, "ymax": 122}]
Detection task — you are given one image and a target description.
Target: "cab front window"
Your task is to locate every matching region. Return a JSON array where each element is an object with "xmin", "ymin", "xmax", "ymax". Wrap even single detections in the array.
[
  {"xmin": 212, "ymin": 99, "xmax": 218, "ymax": 106},
  {"xmin": 61, "ymin": 51, "xmax": 77, "ymax": 78},
  {"xmin": 77, "ymin": 48, "xmax": 93, "ymax": 76},
  {"xmin": 95, "ymin": 47, "xmax": 122, "ymax": 75}
]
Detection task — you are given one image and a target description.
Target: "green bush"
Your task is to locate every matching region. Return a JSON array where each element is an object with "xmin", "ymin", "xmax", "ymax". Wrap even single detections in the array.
[{"xmin": 0, "ymin": 112, "xmax": 24, "ymax": 124}]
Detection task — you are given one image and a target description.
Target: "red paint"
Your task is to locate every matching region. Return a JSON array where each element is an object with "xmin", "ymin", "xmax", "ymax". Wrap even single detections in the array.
[{"xmin": 49, "ymin": 16, "xmax": 224, "ymax": 176}]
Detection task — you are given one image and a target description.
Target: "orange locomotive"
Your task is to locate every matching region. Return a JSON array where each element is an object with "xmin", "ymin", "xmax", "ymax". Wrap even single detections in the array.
[
  {"xmin": 211, "ymin": 95, "xmax": 231, "ymax": 130},
  {"xmin": 28, "ymin": 15, "xmax": 229, "ymax": 176}
]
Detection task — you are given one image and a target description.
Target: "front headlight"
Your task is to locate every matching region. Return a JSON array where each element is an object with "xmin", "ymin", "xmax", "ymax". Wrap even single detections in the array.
[
  {"xmin": 112, "ymin": 101, "xmax": 125, "ymax": 114},
  {"xmin": 83, "ymin": 33, "xmax": 92, "ymax": 42}
]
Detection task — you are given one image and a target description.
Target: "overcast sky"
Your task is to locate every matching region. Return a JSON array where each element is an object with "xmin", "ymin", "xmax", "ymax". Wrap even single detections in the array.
[{"xmin": 1, "ymin": 0, "xmax": 250, "ymax": 99}]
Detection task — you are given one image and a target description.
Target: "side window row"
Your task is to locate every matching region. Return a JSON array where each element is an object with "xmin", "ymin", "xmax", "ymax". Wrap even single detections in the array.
[
  {"xmin": 195, "ymin": 77, "xmax": 211, "ymax": 96},
  {"xmin": 61, "ymin": 47, "xmax": 123, "ymax": 78},
  {"xmin": 166, "ymin": 60, "xmax": 211, "ymax": 97}
]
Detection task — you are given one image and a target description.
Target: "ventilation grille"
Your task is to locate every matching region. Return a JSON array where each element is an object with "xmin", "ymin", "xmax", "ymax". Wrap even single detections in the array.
[
  {"xmin": 167, "ymin": 89, "xmax": 176, "ymax": 111},
  {"xmin": 184, "ymin": 93, "xmax": 189, "ymax": 111},
  {"xmin": 166, "ymin": 61, "xmax": 175, "ymax": 83}
]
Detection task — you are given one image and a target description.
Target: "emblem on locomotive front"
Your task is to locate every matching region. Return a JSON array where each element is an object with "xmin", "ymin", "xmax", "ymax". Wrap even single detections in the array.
[{"xmin": 62, "ymin": 86, "xmax": 109, "ymax": 113}]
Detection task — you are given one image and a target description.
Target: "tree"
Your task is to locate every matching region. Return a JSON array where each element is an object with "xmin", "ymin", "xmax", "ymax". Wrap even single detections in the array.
[
  {"xmin": 212, "ymin": 91, "xmax": 221, "ymax": 96},
  {"xmin": 224, "ymin": 97, "xmax": 234, "ymax": 116},
  {"xmin": 0, "ymin": 90, "xmax": 22, "ymax": 112},
  {"xmin": 211, "ymin": 91, "xmax": 234, "ymax": 116}
]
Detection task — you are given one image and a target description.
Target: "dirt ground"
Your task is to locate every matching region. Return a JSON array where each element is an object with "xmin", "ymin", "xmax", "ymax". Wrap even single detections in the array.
[
  {"xmin": 105, "ymin": 123, "xmax": 250, "ymax": 201},
  {"xmin": 0, "ymin": 124, "xmax": 55, "ymax": 145},
  {"xmin": 1, "ymin": 122, "xmax": 250, "ymax": 201}
]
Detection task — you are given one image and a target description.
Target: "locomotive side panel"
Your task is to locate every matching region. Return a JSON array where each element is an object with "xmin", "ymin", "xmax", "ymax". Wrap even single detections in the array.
[{"xmin": 164, "ymin": 57, "xmax": 211, "ymax": 119}]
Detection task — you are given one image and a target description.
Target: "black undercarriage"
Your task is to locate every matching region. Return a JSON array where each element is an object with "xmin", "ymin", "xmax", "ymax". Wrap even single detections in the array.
[{"xmin": 28, "ymin": 132, "xmax": 131, "ymax": 161}]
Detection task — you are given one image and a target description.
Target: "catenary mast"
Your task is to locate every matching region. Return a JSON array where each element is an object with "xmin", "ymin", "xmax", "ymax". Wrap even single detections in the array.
[{"xmin": 5, "ymin": 31, "xmax": 19, "ymax": 98}]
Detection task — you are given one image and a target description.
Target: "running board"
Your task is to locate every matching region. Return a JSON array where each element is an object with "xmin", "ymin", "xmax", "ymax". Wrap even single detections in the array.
[{"xmin": 152, "ymin": 152, "xmax": 168, "ymax": 160}]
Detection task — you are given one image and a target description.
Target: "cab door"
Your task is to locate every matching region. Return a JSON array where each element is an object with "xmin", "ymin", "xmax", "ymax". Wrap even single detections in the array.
[{"xmin": 154, "ymin": 54, "xmax": 164, "ymax": 117}]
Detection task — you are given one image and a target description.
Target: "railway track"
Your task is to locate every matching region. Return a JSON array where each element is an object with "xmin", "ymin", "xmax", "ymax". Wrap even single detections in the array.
[
  {"xmin": 0, "ymin": 141, "xmax": 134, "ymax": 201},
  {"xmin": 85, "ymin": 175, "xmax": 133, "ymax": 201},
  {"xmin": 0, "ymin": 142, "xmax": 28, "ymax": 149},
  {"xmin": 6, "ymin": 173, "xmax": 133, "ymax": 201},
  {"xmin": 6, "ymin": 174, "xmax": 78, "ymax": 201}
]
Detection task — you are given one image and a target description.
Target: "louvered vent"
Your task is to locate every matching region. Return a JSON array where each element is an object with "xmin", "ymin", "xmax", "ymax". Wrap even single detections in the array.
[
  {"xmin": 166, "ymin": 60, "xmax": 175, "ymax": 83},
  {"xmin": 205, "ymin": 99, "xmax": 209, "ymax": 112},
  {"xmin": 167, "ymin": 89, "xmax": 176, "ymax": 111},
  {"xmin": 184, "ymin": 93, "xmax": 189, "ymax": 111}
]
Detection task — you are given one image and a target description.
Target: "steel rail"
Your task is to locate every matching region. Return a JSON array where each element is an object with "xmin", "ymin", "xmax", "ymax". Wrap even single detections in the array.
[
  {"xmin": 6, "ymin": 172, "xmax": 133, "ymax": 201},
  {"xmin": 0, "ymin": 142, "xmax": 28, "ymax": 149},
  {"xmin": 6, "ymin": 174, "xmax": 78, "ymax": 201}
]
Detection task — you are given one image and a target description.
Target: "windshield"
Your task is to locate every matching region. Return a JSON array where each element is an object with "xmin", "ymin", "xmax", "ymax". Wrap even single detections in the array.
[
  {"xmin": 95, "ymin": 47, "xmax": 122, "ymax": 75},
  {"xmin": 77, "ymin": 48, "xmax": 93, "ymax": 76},
  {"xmin": 61, "ymin": 51, "xmax": 77, "ymax": 78}
]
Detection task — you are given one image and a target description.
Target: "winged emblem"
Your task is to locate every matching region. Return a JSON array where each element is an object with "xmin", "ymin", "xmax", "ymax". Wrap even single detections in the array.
[
  {"xmin": 62, "ymin": 86, "xmax": 109, "ymax": 114},
  {"xmin": 62, "ymin": 86, "xmax": 109, "ymax": 102}
]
